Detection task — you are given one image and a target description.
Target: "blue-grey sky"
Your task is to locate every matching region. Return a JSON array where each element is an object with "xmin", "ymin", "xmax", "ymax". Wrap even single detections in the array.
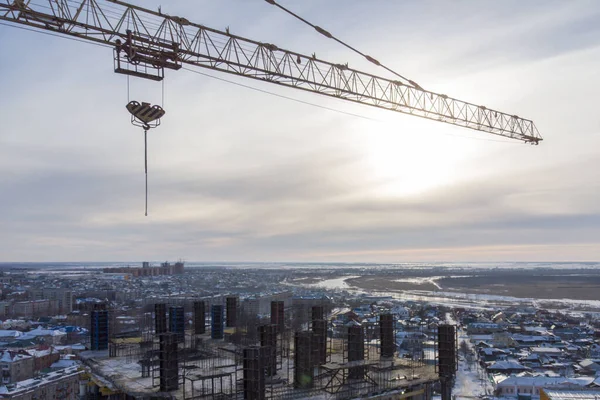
[{"xmin": 1, "ymin": 0, "xmax": 600, "ymax": 262}]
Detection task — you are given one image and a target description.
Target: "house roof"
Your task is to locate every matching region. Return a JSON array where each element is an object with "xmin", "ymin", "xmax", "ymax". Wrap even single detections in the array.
[
  {"xmin": 18, "ymin": 327, "xmax": 66, "ymax": 340},
  {"xmin": 531, "ymin": 347, "xmax": 562, "ymax": 354},
  {"xmin": 579, "ymin": 359, "xmax": 600, "ymax": 369},
  {"xmin": 0, "ymin": 331, "xmax": 22, "ymax": 339},
  {"xmin": 498, "ymin": 376, "xmax": 594, "ymax": 387},
  {"xmin": 0, "ymin": 350, "xmax": 32, "ymax": 363},
  {"xmin": 488, "ymin": 360, "xmax": 530, "ymax": 371},
  {"xmin": 543, "ymin": 389, "xmax": 600, "ymax": 400},
  {"xmin": 50, "ymin": 359, "xmax": 79, "ymax": 369}
]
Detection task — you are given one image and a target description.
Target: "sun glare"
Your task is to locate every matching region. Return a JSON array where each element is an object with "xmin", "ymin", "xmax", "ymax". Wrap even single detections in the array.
[{"xmin": 362, "ymin": 119, "xmax": 482, "ymax": 197}]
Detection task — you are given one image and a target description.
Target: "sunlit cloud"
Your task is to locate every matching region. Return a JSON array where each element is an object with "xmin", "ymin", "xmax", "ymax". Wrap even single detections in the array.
[{"xmin": 0, "ymin": 1, "xmax": 599, "ymax": 261}]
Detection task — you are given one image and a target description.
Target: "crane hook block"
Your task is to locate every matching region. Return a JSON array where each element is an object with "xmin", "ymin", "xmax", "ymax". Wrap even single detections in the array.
[{"xmin": 126, "ymin": 101, "xmax": 166, "ymax": 131}]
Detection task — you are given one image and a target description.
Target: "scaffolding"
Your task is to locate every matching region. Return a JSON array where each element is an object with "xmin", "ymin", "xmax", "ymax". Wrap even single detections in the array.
[{"xmin": 93, "ymin": 298, "xmax": 439, "ymax": 400}]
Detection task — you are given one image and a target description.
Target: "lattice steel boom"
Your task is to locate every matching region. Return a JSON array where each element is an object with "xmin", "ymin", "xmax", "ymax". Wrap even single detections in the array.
[{"xmin": 0, "ymin": 0, "xmax": 542, "ymax": 143}]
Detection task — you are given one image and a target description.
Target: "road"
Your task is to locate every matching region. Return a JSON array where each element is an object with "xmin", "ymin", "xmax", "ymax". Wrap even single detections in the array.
[{"xmin": 445, "ymin": 313, "xmax": 495, "ymax": 399}]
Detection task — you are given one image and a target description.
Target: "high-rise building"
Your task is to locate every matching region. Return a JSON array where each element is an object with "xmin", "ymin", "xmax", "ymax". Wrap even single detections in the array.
[
  {"xmin": 168, "ymin": 306, "xmax": 185, "ymax": 343},
  {"xmin": 90, "ymin": 305, "xmax": 109, "ymax": 351}
]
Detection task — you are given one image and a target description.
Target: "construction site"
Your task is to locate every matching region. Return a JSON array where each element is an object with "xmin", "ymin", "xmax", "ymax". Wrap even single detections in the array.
[{"xmin": 80, "ymin": 298, "xmax": 456, "ymax": 400}]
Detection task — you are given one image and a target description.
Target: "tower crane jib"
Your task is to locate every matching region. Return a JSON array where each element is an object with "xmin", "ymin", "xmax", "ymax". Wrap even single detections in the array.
[{"xmin": 0, "ymin": 0, "xmax": 542, "ymax": 143}]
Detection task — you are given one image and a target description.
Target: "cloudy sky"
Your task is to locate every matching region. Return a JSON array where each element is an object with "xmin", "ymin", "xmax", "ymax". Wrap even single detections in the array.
[{"xmin": 1, "ymin": 0, "xmax": 599, "ymax": 262}]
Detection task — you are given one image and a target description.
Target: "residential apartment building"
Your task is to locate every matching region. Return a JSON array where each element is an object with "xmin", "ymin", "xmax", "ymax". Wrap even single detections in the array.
[
  {"xmin": 12, "ymin": 300, "xmax": 59, "ymax": 317},
  {"xmin": 0, "ymin": 303, "xmax": 9, "ymax": 318},
  {"xmin": 0, "ymin": 351, "xmax": 35, "ymax": 384},
  {"xmin": 0, "ymin": 366, "xmax": 82, "ymax": 400},
  {"xmin": 29, "ymin": 288, "xmax": 72, "ymax": 314}
]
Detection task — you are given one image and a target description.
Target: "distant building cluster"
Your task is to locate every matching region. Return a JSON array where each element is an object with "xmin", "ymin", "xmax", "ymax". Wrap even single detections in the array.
[
  {"xmin": 102, "ymin": 261, "xmax": 184, "ymax": 277},
  {"xmin": 0, "ymin": 263, "xmax": 598, "ymax": 399}
]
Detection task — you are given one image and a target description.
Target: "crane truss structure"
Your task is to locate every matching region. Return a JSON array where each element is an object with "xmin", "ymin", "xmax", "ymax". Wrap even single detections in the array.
[{"xmin": 0, "ymin": 0, "xmax": 542, "ymax": 143}]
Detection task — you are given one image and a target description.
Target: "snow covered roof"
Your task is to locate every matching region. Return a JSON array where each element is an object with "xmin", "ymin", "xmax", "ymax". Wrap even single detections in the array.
[
  {"xmin": 543, "ymin": 389, "xmax": 600, "ymax": 400},
  {"xmin": 50, "ymin": 359, "xmax": 79, "ymax": 369},
  {"xmin": 18, "ymin": 326, "xmax": 66, "ymax": 340},
  {"xmin": 497, "ymin": 376, "xmax": 595, "ymax": 387},
  {"xmin": 0, "ymin": 350, "xmax": 32, "ymax": 363},
  {"xmin": 488, "ymin": 360, "xmax": 530, "ymax": 371},
  {"xmin": 0, "ymin": 331, "xmax": 22, "ymax": 339},
  {"xmin": 0, "ymin": 366, "xmax": 80, "ymax": 395},
  {"xmin": 531, "ymin": 347, "xmax": 562, "ymax": 354},
  {"xmin": 482, "ymin": 347, "xmax": 508, "ymax": 355},
  {"xmin": 26, "ymin": 349, "xmax": 50, "ymax": 358},
  {"xmin": 579, "ymin": 359, "xmax": 600, "ymax": 369}
]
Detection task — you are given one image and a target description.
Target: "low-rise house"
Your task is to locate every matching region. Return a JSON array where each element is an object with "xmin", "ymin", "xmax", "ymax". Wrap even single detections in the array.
[
  {"xmin": 467, "ymin": 322, "xmax": 503, "ymax": 334},
  {"xmin": 496, "ymin": 376, "xmax": 595, "ymax": 398},
  {"xmin": 493, "ymin": 331, "xmax": 518, "ymax": 348},
  {"xmin": 531, "ymin": 347, "xmax": 563, "ymax": 358},
  {"xmin": 513, "ymin": 334, "xmax": 560, "ymax": 348},
  {"xmin": 390, "ymin": 306, "xmax": 410, "ymax": 320},
  {"xmin": 480, "ymin": 347, "xmax": 510, "ymax": 362},
  {"xmin": 487, "ymin": 360, "xmax": 530, "ymax": 374},
  {"xmin": 577, "ymin": 359, "xmax": 600, "ymax": 375}
]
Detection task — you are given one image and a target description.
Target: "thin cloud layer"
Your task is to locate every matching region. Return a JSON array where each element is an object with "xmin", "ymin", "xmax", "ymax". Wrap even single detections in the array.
[{"xmin": 0, "ymin": 1, "xmax": 599, "ymax": 262}]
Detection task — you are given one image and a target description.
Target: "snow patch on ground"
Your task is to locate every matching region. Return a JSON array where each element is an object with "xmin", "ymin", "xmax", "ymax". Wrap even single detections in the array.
[{"xmin": 446, "ymin": 313, "xmax": 494, "ymax": 399}]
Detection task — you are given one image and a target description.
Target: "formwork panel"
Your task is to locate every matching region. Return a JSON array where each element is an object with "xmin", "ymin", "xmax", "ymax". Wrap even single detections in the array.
[
  {"xmin": 226, "ymin": 296, "xmax": 238, "ymax": 328},
  {"xmin": 259, "ymin": 324, "xmax": 277, "ymax": 377},
  {"xmin": 294, "ymin": 331, "xmax": 314, "ymax": 389},
  {"xmin": 193, "ymin": 301, "xmax": 206, "ymax": 335},
  {"xmin": 169, "ymin": 305, "xmax": 185, "ymax": 343},
  {"xmin": 155, "ymin": 303, "xmax": 167, "ymax": 335},
  {"xmin": 348, "ymin": 324, "xmax": 365, "ymax": 379},
  {"xmin": 380, "ymin": 313, "xmax": 395, "ymax": 358},
  {"xmin": 212, "ymin": 304, "xmax": 224, "ymax": 339},
  {"xmin": 270, "ymin": 301, "xmax": 285, "ymax": 333},
  {"xmin": 311, "ymin": 305, "xmax": 324, "ymax": 321},
  {"xmin": 312, "ymin": 319, "xmax": 327, "ymax": 366}
]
